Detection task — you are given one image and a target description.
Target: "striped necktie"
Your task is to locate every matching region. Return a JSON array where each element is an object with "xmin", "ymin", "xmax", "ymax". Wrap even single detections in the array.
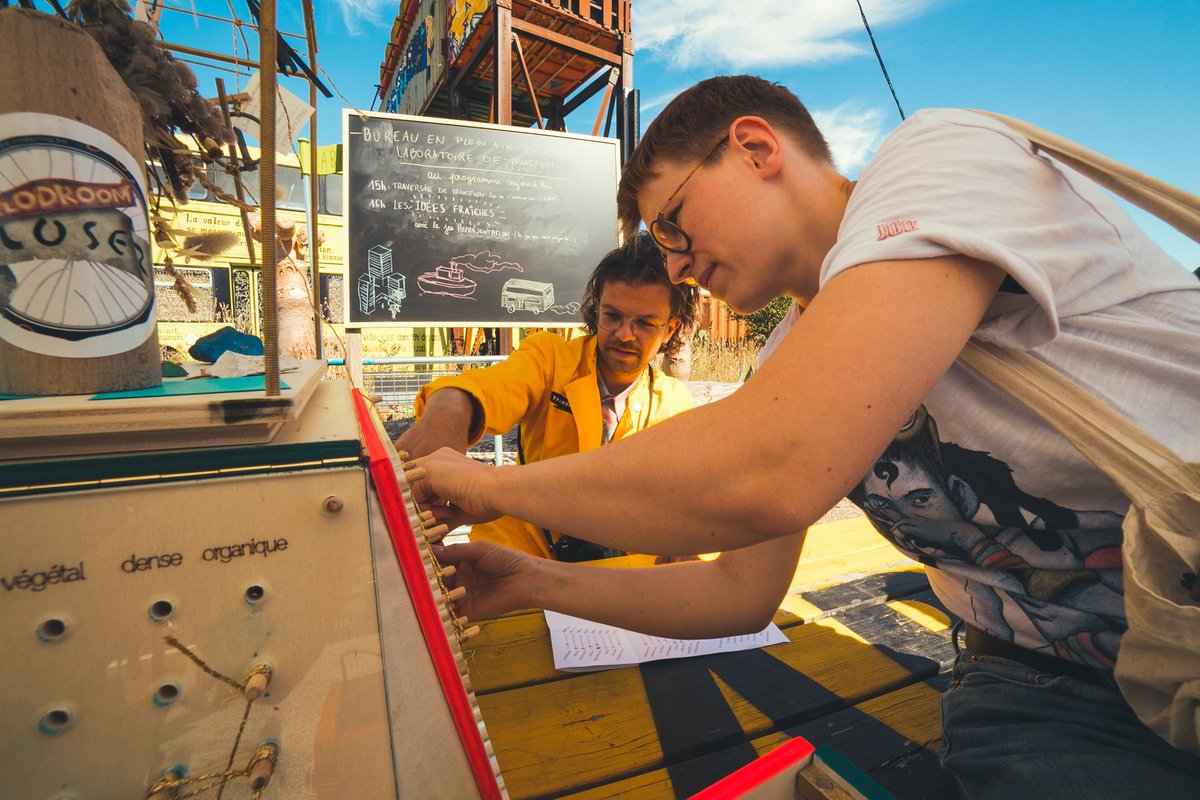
[{"xmin": 600, "ymin": 393, "xmax": 618, "ymax": 444}]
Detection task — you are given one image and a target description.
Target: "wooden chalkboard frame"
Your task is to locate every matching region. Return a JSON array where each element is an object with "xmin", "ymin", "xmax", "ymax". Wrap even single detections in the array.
[{"xmin": 343, "ymin": 110, "xmax": 620, "ymax": 328}]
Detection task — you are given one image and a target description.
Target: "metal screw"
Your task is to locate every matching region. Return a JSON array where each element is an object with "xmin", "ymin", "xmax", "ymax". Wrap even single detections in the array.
[{"xmin": 323, "ymin": 495, "xmax": 344, "ymax": 513}]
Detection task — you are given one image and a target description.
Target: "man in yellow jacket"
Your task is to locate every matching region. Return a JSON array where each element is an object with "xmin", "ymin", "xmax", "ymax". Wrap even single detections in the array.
[{"xmin": 396, "ymin": 233, "xmax": 700, "ymax": 559}]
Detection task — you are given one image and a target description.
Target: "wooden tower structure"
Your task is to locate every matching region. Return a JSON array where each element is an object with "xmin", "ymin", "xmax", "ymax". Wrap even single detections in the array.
[{"xmin": 377, "ymin": 0, "xmax": 636, "ymax": 161}]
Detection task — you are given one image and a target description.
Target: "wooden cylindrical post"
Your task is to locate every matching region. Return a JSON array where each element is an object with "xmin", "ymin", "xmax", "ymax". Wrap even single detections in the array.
[{"xmin": 0, "ymin": 9, "xmax": 160, "ymax": 395}]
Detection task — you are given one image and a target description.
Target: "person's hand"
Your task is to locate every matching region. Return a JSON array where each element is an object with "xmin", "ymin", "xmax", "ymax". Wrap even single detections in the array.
[
  {"xmin": 434, "ymin": 541, "xmax": 537, "ymax": 621},
  {"xmin": 394, "ymin": 388, "xmax": 477, "ymax": 459},
  {"xmin": 395, "ymin": 417, "xmax": 465, "ymax": 461},
  {"xmin": 410, "ymin": 447, "xmax": 502, "ymax": 529}
]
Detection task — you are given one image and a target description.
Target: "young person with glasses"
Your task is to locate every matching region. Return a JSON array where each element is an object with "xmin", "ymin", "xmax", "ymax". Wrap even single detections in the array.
[
  {"xmin": 413, "ymin": 76, "xmax": 1200, "ymax": 797},
  {"xmin": 395, "ymin": 232, "xmax": 700, "ymax": 561}
]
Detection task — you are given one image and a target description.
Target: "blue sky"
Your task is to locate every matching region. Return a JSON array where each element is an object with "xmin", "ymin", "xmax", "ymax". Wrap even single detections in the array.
[{"xmin": 156, "ymin": 0, "xmax": 1198, "ymax": 266}]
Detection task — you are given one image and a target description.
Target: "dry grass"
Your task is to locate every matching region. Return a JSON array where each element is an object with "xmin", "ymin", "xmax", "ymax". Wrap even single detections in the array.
[{"xmin": 687, "ymin": 336, "xmax": 761, "ymax": 383}]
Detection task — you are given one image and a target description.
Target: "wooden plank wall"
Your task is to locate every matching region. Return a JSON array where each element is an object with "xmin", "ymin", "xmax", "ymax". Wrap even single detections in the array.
[{"xmin": 705, "ymin": 296, "xmax": 748, "ymax": 343}]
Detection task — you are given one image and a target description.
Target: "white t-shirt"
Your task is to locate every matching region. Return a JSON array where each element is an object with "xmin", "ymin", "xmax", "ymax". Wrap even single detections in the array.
[{"xmin": 812, "ymin": 109, "xmax": 1200, "ymax": 666}]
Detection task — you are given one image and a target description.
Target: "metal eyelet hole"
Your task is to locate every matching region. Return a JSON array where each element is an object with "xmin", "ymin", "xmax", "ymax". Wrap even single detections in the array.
[
  {"xmin": 153, "ymin": 683, "xmax": 181, "ymax": 707},
  {"xmin": 39, "ymin": 708, "xmax": 72, "ymax": 735},
  {"xmin": 244, "ymin": 584, "xmax": 265, "ymax": 605},
  {"xmin": 37, "ymin": 618, "xmax": 67, "ymax": 642},
  {"xmin": 149, "ymin": 600, "xmax": 174, "ymax": 621}
]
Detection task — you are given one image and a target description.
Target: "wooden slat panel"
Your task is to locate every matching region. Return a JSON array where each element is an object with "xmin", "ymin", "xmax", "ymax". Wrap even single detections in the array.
[
  {"xmin": 787, "ymin": 675, "xmax": 960, "ymax": 800},
  {"xmin": 477, "ymin": 667, "xmax": 664, "ymax": 798},
  {"xmin": 468, "ymin": 612, "xmax": 558, "ymax": 693},
  {"xmin": 556, "ymin": 677, "xmax": 956, "ymax": 800},
  {"xmin": 476, "ymin": 600, "xmax": 954, "ymax": 799}
]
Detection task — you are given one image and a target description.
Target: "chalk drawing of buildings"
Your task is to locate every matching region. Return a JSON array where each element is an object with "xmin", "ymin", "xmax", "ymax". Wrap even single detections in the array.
[{"xmin": 358, "ymin": 244, "xmax": 406, "ymax": 314}]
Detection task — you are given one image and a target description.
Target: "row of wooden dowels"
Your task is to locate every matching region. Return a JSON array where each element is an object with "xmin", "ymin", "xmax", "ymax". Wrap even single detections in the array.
[{"xmin": 400, "ymin": 455, "xmax": 480, "ymax": 644}]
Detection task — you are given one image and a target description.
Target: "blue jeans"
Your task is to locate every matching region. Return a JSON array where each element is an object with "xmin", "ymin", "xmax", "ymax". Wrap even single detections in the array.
[{"xmin": 940, "ymin": 651, "xmax": 1200, "ymax": 799}]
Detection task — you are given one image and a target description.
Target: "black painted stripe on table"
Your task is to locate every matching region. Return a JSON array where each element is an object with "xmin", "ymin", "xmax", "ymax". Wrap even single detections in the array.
[
  {"xmin": 835, "ymin": 591, "xmax": 959, "ymax": 674},
  {"xmin": 788, "ymin": 674, "xmax": 961, "ymax": 800},
  {"xmin": 794, "ymin": 569, "xmax": 932, "ymax": 622},
  {"xmin": 641, "ymin": 648, "xmax": 838, "ymax": 797},
  {"xmin": 640, "ymin": 597, "xmax": 958, "ymax": 797},
  {"xmin": 658, "ymin": 675, "xmax": 958, "ymax": 800}
]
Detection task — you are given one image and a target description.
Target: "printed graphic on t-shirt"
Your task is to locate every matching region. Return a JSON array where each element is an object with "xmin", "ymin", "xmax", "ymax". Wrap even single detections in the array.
[{"xmin": 849, "ymin": 406, "xmax": 1126, "ymax": 668}]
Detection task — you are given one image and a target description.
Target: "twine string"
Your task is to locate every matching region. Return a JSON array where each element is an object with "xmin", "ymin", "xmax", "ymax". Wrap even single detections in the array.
[{"xmin": 158, "ymin": 639, "xmax": 274, "ymax": 797}]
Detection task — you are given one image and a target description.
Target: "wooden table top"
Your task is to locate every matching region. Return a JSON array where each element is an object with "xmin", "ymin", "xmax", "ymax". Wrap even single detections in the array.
[{"xmin": 466, "ymin": 517, "xmax": 963, "ymax": 800}]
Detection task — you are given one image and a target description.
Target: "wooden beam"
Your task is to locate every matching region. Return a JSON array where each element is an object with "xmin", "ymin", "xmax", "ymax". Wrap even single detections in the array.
[
  {"xmin": 260, "ymin": 0, "xmax": 280, "ymax": 395},
  {"xmin": 493, "ymin": 0, "xmax": 513, "ymax": 125},
  {"xmin": 591, "ymin": 70, "xmax": 617, "ymax": 137},
  {"xmin": 303, "ymin": 0, "xmax": 323, "ymax": 359},
  {"xmin": 163, "ymin": 41, "xmax": 305, "ymax": 76},
  {"xmin": 512, "ymin": 34, "xmax": 544, "ymax": 129},
  {"xmin": 510, "ymin": 16, "xmax": 621, "ymax": 66},
  {"xmin": 564, "ymin": 65, "xmax": 614, "ymax": 116},
  {"xmin": 451, "ymin": 32, "xmax": 495, "ymax": 92},
  {"xmin": 618, "ymin": 30, "xmax": 635, "ymax": 162},
  {"xmin": 215, "ymin": 78, "xmax": 256, "ymax": 266}
]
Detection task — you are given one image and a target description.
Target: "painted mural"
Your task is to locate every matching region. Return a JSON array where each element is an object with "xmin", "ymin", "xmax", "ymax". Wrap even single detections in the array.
[
  {"xmin": 386, "ymin": 19, "xmax": 430, "ymax": 113},
  {"xmin": 448, "ymin": 0, "xmax": 490, "ymax": 64}
]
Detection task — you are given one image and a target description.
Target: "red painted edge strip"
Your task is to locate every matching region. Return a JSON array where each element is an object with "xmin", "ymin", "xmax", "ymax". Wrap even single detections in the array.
[
  {"xmin": 688, "ymin": 736, "xmax": 816, "ymax": 800},
  {"xmin": 352, "ymin": 388, "xmax": 502, "ymax": 800}
]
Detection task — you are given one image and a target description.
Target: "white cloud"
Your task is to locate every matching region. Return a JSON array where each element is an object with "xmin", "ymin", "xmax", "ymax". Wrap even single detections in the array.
[
  {"xmin": 638, "ymin": 83, "xmax": 693, "ymax": 117},
  {"xmin": 633, "ymin": 0, "xmax": 937, "ymax": 70},
  {"xmin": 637, "ymin": 87, "xmax": 889, "ymax": 177},
  {"xmin": 812, "ymin": 104, "xmax": 890, "ymax": 174},
  {"xmin": 330, "ymin": 0, "xmax": 394, "ymax": 36}
]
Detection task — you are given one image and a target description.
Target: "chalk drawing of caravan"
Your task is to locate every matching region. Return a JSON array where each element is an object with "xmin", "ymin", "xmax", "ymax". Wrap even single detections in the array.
[{"xmin": 501, "ymin": 278, "xmax": 554, "ymax": 314}]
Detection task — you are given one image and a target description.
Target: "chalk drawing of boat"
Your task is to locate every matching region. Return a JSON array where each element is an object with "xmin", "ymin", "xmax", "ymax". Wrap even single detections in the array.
[{"xmin": 417, "ymin": 263, "xmax": 478, "ymax": 298}]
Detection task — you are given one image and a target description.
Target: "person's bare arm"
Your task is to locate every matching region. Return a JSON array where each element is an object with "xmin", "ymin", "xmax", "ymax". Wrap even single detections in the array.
[
  {"xmin": 439, "ymin": 530, "xmax": 804, "ymax": 639},
  {"xmin": 394, "ymin": 387, "xmax": 480, "ymax": 458},
  {"xmin": 417, "ymin": 255, "xmax": 1005, "ymax": 555}
]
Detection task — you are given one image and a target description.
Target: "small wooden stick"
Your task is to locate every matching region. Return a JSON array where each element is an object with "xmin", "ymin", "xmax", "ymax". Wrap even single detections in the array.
[
  {"xmin": 446, "ymin": 586, "xmax": 467, "ymax": 602},
  {"xmin": 420, "ymin": 510, "xmax": 437, "ymax": 525},
  {"xmin": 424, "ymin": 524, "xmax": 449, "ymax": 543},
  {"xmin": 403, "ymin": 465, "xmax": 427, "ymax": 484},
  {"xmin": 440, "ymin": 565, "xmax": 457, "ymax": 580},
  {"xmin": 461, "ymin": 625, "xmax": 481, "ymax": 641},
  {"xmin": 248, "ymin": 742, "xmax": 278, "ymax": 790},
  {"xmin": 243, "ymin": 664, "xmax": 272, "ymax": 700},
  {"xmin": 396, "ymin": 449, "xmax": 410, "ymax": 461}
]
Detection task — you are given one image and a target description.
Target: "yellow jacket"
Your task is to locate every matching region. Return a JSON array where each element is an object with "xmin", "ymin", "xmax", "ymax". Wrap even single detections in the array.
[{"xmin": 414, "ymin": 332, "xmax": 694, "ymax": 557}]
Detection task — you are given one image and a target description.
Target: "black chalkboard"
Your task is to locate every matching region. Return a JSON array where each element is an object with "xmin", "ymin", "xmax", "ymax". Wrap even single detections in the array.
[{"xmin": 343, "ymin": 111, "xmax": 620, "ymax": 327}]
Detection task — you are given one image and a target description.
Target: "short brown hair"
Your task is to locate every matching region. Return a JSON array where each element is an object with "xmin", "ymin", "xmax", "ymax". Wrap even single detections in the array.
[
  {"xmin": 580, "ymin": 231, "xmax": 700, "ymax": 356},
  {"xmin": 617, "ymin": 76, "xmax": 833, "ymax": 236}
]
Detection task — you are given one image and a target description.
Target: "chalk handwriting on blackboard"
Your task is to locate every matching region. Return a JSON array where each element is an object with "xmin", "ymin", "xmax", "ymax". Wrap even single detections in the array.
[{"xmin": 345, "ymin": 112, "xmax": 618, "ymax": 326}]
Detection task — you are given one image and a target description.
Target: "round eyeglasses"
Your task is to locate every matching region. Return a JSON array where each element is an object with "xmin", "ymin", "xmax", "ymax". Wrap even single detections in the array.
[
  {"xmin": 648, "ymin": 138, "xmax": 727, "ymax": 254},
  {"xmin": 597, "ymin": 309, "xmax": 672, "ymax": 339}
]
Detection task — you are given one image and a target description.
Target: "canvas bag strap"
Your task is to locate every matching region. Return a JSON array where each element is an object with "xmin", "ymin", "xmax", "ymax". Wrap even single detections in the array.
[
  {"xmin": 972, "ymin": 110, "xmax": 1200, "ymax": 243},
  {"xmin": 958, "ymin": 112, "xmax": 1200, "ymax": 503},
  {"xmin": 959, "ymin": 339, "xmax": 1198, "ymax": 509}
]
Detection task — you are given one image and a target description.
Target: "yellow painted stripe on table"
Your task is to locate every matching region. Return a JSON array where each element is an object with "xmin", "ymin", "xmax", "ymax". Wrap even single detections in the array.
[
  {"xmin": 790, "ymin": 517, "xmax": 915, "ymax": 593},
  {"xmin": 468, "ymin": 612, "xmax": 557, "ymax": 693},
  {"xmin": 557, "ymin": 680, "xmax": 947, "ymax": 800},
  {"xmin": 478, "ymin": 616, "xmax": 934, "ymax": 798},
  {"xmin": 887, "ymin": 598, "xmax": 952, "ymax": 632},
  {"xmin": 851, "ymin": 678, "xmax": 946, "ymax": 753},
  {"xmin": 476, "ymin": 667, "xmax": 663, "ymax": 799}
]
